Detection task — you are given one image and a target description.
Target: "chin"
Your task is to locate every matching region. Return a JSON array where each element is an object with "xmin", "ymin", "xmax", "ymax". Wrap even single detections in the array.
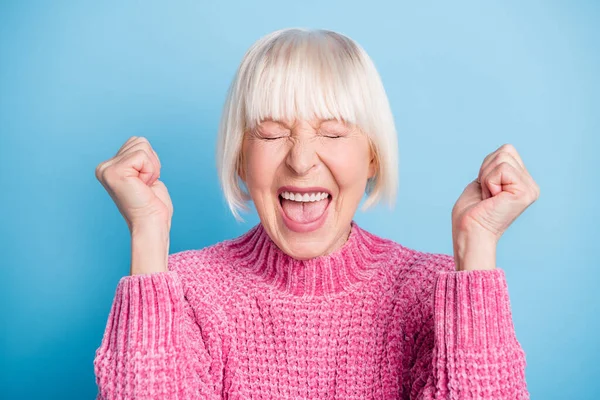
[
  {"xmin": 274, "ymin": 218, "xmax": 341, "ymax": 260},
  {"xmin": 278, "ymin": 235, "xmax": 331, "ymax": 260}
]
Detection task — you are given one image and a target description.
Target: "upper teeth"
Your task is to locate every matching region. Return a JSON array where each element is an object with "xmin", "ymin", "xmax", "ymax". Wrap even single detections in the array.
[{"xmin": 280, "ymin": 191, "xmax": 330, "ymax": 202}]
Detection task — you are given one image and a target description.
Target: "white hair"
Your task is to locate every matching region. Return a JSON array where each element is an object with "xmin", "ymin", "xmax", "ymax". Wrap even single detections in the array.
[{"xmin": 216, "ymin": 28, "xmax": 399, "ymax": 221}]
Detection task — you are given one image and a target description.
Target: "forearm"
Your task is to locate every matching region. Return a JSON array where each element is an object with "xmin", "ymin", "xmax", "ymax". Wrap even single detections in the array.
[
  {"xmin": 410, "ymin": 267, "xmax": 530, "ymax": 399},
  {"xmin": 94, "ymin": 269, "xmax": 224, "ymax": 399},
  {"xmin": 452, "ymin": 229, "xmax": 497, "ymax": 272},
  {"xmin": 130, "ymin": 224, "xmax": 170, "ymax": 276}
]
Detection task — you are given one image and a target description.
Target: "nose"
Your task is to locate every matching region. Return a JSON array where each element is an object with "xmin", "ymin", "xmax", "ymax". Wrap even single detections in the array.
[{"xmin": 285, "ymin": 135, "xmax": 319, "ymax": 176}]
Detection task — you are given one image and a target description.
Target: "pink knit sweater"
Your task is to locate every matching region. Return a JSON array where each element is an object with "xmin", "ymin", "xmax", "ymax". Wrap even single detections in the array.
[{"xmin": 93, "ymin": 221, "xmax": 529, "ymax": 399}]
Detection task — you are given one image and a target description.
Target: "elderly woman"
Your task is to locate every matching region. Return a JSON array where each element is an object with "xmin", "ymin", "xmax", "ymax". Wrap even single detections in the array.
[{"xmin": 94, "ymin": 28, "xmax": 537, "ymax": 399}]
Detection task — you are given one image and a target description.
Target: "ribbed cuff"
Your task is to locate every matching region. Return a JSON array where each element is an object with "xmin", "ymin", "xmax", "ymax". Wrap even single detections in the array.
[
  {"xmin": 109, "ymin": 271, "xmax": 185, "ymax": 353},
  {"xmin": 433, "ymin": 268, "xmax": 518, "ymax": 349}
]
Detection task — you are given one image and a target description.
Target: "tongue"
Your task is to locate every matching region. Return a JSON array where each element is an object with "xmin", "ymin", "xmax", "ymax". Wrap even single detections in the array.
[{"xmin": 281, "ymin": 198, "xmax": 328, "ymax": 223}]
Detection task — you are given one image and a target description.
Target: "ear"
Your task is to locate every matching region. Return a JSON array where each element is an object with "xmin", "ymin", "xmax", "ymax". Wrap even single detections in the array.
[
  {"xmin": 367, "ymin": 149, "xmax": 377, "ymax": 179},
  {"xmin": 237, "ymin": 153, "xmax": 246, "ymax": 183}
]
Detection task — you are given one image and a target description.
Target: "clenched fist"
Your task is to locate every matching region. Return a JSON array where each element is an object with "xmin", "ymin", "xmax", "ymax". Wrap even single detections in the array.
[{"xmin": 95, "ymin": 136, "xmax": 173, "ymax": 234}]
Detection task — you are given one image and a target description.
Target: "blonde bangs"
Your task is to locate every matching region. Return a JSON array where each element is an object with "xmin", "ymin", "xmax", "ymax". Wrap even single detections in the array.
[{"xmin": 240, "ymin": 30, "xmax": 366, "ymax": 130}]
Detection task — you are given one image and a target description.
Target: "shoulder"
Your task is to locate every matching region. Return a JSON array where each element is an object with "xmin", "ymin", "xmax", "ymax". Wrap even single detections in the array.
[
  {"xmin": 390, "ymin": 247, "xmax": 455, "ymax": 320},
  {"xmin": 357, "ymin": 225, "xmax": 455, "ymax": 274},
  {"xmin": 407, "ymin": 249, "xmax": 456, "ymax": 277},
  {"xmin": 167, "ymin": 241, "xmax": 229, "ymax": 271},
  {"xmin": 167, "ymin": 224, "xmax": 261, "ymax": 274},
  {"xmin": 357, "ymin": 226, "xmax": 455, "ymax": 297},
  {"xmin": 166, "ymin": 235, "xmax": 241, "ymax": 300},
  {"xmin": 361, "ymin": 231, "xmax": 457, "ymax": 329}
]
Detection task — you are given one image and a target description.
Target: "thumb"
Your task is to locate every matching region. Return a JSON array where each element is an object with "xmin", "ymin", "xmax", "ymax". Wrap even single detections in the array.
[
  {"xmin": 151, "ymin": 180, "xmax": 173, "ymax": 215},
  {"xmin": 485, "ymin": 162, "xmax": 518, "ymax": 197}
]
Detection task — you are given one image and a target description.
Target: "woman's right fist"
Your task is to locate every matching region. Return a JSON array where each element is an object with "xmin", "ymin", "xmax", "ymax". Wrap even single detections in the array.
[{"xmin": 95, "ymin": 136, "xmax": 173, "ymax": 234}]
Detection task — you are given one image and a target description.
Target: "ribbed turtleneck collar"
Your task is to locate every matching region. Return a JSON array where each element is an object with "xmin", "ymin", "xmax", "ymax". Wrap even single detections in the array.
[{"xmin": 226, "ymin": 221, "xmax": 393, "ymax": 298}]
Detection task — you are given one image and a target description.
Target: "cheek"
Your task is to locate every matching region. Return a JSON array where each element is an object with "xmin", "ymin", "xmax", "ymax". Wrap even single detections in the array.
[
  {"xmin": 322, "ymin": 143, "xmax": 371, "ymax": 188},
  {"xmin": 244, "ymin": 144, "xmax": 282, "ymax": 189}
]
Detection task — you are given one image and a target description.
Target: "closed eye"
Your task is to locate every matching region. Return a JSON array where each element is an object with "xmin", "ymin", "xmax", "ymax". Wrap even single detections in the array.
[
  {"xmin": 318, "ymin": 127, "xmax": 347, "ymax": 139},
  {"xmin": 318, "ymin": 130, "xmax": 344, "ymax": 139}
]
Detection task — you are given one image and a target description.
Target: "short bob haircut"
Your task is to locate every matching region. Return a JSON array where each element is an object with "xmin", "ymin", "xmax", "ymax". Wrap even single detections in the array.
[{"xmin": 216, "ymin": 28, "xmax": 398, "ymax": 221}]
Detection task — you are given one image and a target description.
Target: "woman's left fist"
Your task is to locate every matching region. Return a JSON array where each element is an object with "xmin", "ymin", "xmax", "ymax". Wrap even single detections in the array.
[{"xmin": 452, "ymin": 144, "xmax": 540, "ymax": 244}]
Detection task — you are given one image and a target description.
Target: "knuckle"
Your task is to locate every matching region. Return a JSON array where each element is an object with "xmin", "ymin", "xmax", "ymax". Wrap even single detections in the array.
[
  {"xmin": 501, "ymin": 143, "xmax": 515, "ymax": 152},
  {"xmin": 95, "ymin": 163, "xmax": 104, "ymax": 180},
  {"xmin": 497, "ymin": 151, "xmax": 516, "ymax": 166},
  {"xmin": 134, "ymin": 148, "xmax": 148, "ymax": 157},
  {"xmin": 499, "ymin": 161, "xmax": 512, "ymax": 170},
  {"xmin": 523, "ymin": 186, "xmax": 538, "ymax": 203},
  {"xmin": 102, "ymin": 164, "xmax": 118, "ymax": 181},
  {"xmin": 95, "ymin": 161, "xmax": 113, "ymax": 182},
  {"xmin": 142, "ymin": 141, "xmax": 155, "ymax": 153},
  {"xmin": 497, "ymin": 151, "xmax": 510, "ymax": 160}
]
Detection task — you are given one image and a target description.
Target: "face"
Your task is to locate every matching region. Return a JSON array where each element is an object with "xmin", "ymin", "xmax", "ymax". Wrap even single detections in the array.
[{"xmin": 239, "ymin": 117, "xmax": 376, "ymax": 260}]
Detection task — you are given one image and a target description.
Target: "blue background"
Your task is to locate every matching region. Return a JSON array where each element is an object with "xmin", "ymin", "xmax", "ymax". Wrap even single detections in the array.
[{"xmin": 1, "ymin": 1, "xmax": 598, "ymax": 398}]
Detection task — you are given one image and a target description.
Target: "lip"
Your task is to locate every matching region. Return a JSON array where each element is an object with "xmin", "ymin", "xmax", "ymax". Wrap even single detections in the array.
[{"xmin": 277, "ymin": 186, "xmax": 332, "ymax": 233}]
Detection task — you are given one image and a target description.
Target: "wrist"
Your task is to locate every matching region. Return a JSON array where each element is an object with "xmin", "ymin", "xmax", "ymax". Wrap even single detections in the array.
[{"xmin": 130, "ymin": 217, "xmax": 170, "ymax": 236}]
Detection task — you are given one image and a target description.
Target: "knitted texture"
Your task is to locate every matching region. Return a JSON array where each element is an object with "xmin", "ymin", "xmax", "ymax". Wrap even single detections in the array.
[{"xmin": 94, "ymin": 221, "xmax": 529, "ymax": 399}]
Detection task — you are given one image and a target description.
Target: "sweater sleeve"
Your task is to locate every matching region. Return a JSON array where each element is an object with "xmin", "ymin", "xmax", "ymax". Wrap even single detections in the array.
[
  {"xmin": 406, "ymin": 256, "xmax": 530, "ymax": 399},
  {"xmin": 93, "ymin": 270, "xmax": 225, "ymax": 399}
]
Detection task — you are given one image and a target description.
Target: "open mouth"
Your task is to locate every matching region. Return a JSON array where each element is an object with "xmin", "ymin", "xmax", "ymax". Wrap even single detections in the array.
[{"xmin": 277, "ymin": 189, "xmax": 332, "ymax": 232}]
